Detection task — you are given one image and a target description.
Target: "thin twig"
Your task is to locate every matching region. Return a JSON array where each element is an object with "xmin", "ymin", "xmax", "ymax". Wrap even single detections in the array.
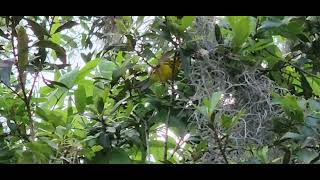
[
  {"xmin": 288, "ymin": 61, "xmax": 320, "ymax": 80},
  {"xmin": 135, "ymin": 49, "xmax": 156, "ymax": 69},
  {"xmin": 207, "ymin": 124, "xmax": 229, "ymax": 164},
  {"xmin": 163, "ymin": 109, "xmax": 170, "ymax": 161},
  {"xmin": 163, "ymin": 50, "xmax": 179, "ymax": 161},
  {"xmin": 48, "ymin": 16, "xmax": 55, "ymax": 34},
  {"xmin": 10, "ymin": 22, "xmax": 17, "ymax": 59},
  {"xmin": 28, "ymin": 72, "xmax": 38, "ymax": 102},
  {"xmin": 0, "ymin": 80, "xmax": 23, "ymax": 100},
  {"xmin": 169, "ymin": 136, "xmax": 184, "ymax": 159}
]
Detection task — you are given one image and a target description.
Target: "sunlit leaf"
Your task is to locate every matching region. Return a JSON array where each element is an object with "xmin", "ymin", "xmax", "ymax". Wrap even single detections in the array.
[
  {"xmin": 209, "ymin": 91, "xmax": 223, "ymax": 116},
  {"xmin": 179, "ymin": 16, "xmax": 195, "ymax": 31},
  {"xmin": 227, "ymin": 16, "xmax": 255, "ymax": 48},
  {"xmin": 75, "ymin": 58, "xmax": 101, "ymax": 83},
  {"xmin": 75, "ymin": 85, "xmax": 86, "ymax": 114},
  {"xmin": 50, "ymin": 16, "xmax": 61, "ymax": 44},
  {"xmin": 98, "ymin": 60, "xmax": 117, "ymax": 80}
]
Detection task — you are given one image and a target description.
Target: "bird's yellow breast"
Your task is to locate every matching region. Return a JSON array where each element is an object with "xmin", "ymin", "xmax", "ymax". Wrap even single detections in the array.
[{"xmin": 158, "ymin": 64, "xmax": 173, "ymax": 82}]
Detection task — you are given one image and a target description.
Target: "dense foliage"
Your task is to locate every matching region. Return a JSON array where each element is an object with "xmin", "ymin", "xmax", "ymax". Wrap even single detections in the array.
[{"xmin": 0, "ymin": 16, "xmax": 320, "ymax": 164}]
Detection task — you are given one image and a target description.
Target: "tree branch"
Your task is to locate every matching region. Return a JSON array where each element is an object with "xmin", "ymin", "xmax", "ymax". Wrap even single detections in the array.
[
  {"xmin": 207, "ymin": 123, "xmax": 229, "ymax": 164},
  {"xmin": 48, "ymin": 16, "xmax": 55, "ymax": 34},
  {"xmin": 27, "ymin": 72, "xmax": 39, "ymax": 102},
  {"xmin": 135, "ymin": 49, "xmax": 156, "ymax": 69},
  {"xmin": 10, "ymin": 18, "xmax": 35, "ymax": 141},
  {"xmin": 169, "ymin": 136, "xmax": 184, "ymax": 160},
  {"xmin": 163, "ymin": 109, "xmax": 171, "ymax": 161}
]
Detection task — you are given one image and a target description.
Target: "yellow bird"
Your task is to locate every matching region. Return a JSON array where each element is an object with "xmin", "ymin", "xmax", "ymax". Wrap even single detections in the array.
[
  {"xmin": 151, "ymin": 63, "xmax": 174, "ymax": 82},
  {"xmin": 137, "ymin": 52, "xmax": 180, "ymax": 91}
]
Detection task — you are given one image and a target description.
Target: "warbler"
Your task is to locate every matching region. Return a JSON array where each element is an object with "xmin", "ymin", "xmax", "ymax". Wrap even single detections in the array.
[{"xmin": 136, "ymin": 51, "xmax": 180, "ymax": 91}]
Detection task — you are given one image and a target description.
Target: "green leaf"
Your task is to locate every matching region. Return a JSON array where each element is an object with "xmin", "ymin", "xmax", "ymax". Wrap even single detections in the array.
[
  {"xmin": 109, "ymin": 96, "xmax": 129, "ymax": 115},
  {"xmin": 50, "ymin": 16, "xmax": 61, "ymax": 44},
  {"xmin": 220, "ymin": 114, "xmax": 233, "ymax": 129},
  {"xmin": 305, "ymin": 116, "xmax": 320, "ymax": 128},
  {"xmin": 34, "ymin": 40, "xmax": 66, "ymax": 64},
  {"xmin": 194, "ymin": 105, "xmax": 209, "ymax": 119},
  {"xmin": 227, "ymin": 16, "xmax": 254, "ymax": 48},
  {"xmin": 26, "ymin": 19, "xmax": 51, "ymax": 39},
  {"xmin": 150, "ymin": 146, "xmax": 164, "ymax": 162},
  {"xmin": 308, "ymin": 99, "xmax": 320, "ymax": 112},
  {"xmin": 258, "ymin": 17, "xmax": 304, "ymax": 39},
  {"xmin": 24, "ymin": 142, "xmax": 53, "ymax": 163},
  {"xmin": 169, "ymin": 116, "xmax": 187, "ymax": 137},
  {"xmin": 96, "ymin": 97, "xmax": 104, "ymax": 115},
  {"xmin": 78, "ymin": 79, "xmax": 94, "ymax": 97},
  {"xmin": 98, "ymin": 60, "xmax": 117, "ymax": 80},
  {"xmin": 215, "ymin": 24, "xmax": 223, "ymax": 44},
  {"xmin": 254, "ymin": 146, "xmax": 269, "ymax": 163},
  {"xmin": 38, "ymin": 109, "xmax": 66, "ymax": 127},
  {"xmin": 179, "ymin": 49, "xmax": 191, "ymax": 77},
  {"xmin": 61, "ymin": 34, "xmax": 77, "ymax": 48},
  {"xmin": 179, "ymin": 16, "xmax": 195, "ymax": 31},
  {"xmin": 116, "ymin": 51, "xmax": 124, "ymax": 64},
  {"xmin": 80, "ymin": 20, "xmax": 90, "ymax": 31},
  {"xmin": 208, "ymin": 91, "xmax": 223, "ymax": 116},
  {"xmin": 297, "ymin": 33, "xmax": 310, "ymax": 42},
  {"xmin": 135, "ymin": 16, "xmax": 145, "ymax": 28},
  {"xmin": 55, "ymin": 125, "xmax": 67, "ymax": 139},
  {"xmin": 115, "ymin": 19, "xmax": 128, "ymax": 34},
  {"xmin": 39, "ymin": 137, "xmax": 58, "ymax": 150},
  {"xmin": 258, "ymin": 20, "xmax": 282, "ymax": 31},
  {"xmin": 111, "ymin": 59, "xmax": 132, "ymax": 85},
  {"xmin": 91, "ymin": 145, "xmax": 103, "ymax": 153},
  {"xmin": 231, "ymin": 108, "xmax": 245, "ymax": 127},
  {"xmin": 67, "ymin": 96, "xmax": 73, "ymax": 123},
  {"xmin": 280, "ymin": 132, "xmax": 304, "ymax": 141},
  {"xmin": 81, "ymin": 34, "xmax": 87, "ymax": 47},
  {"xmin": 244, "ymin": 39, "xmax": 273, "ymax": 53},
  {"xmin": 150, "ymin": 140, "xmax": 175, "ymax": 149},
  {"xmin": 306, "ymin": 77, "xmax": 320, "ymax": 97},
  {"xmin": 297, "ymin": 149, "xmax": 318, "ymax": 164},
  {"xmin": 35, "ymin": 107, "xmax": 49, "ymax": 121},
  {"xmin": 75, "ymin": 58, "xmax": 101, "ymax": 83},
  {"xmin": 272, "ymin": 95, "xmax": 304, "ymax": 123},
  {"xmin": 75, "ymin": 85, "xmax": 86, "ymax": 114},
  {"xmin": 18, "ymin": 152, "xmax": 34, "ymax": 163},
  {"xmin": 59, "ymin": 69, "xmax": 79, "ymax": 89},
  {"xmin": 54, "ymin": 21, "xmax": 78, "ymax": 34},
  {"xmin": 220, "ymin": 108, "xmax": 244, "ymax": 131},
  {"xmin": 109, "ymin": 150, "xmax": 131, "ymax": 164},
  {"xmin": 150, "ymin": 82, "xmax": 167, "ymax": 97},
  {"xmin": 46, "ymin": 80, "xmax": 69, "ymax": 89}
]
